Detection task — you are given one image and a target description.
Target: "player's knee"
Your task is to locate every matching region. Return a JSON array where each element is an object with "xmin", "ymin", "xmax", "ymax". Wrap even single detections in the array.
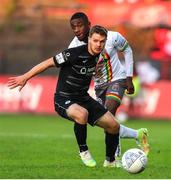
[
  {"xmin": 106, "ymin": 121, "xmax": 120, "ymax": 134},
  {"xmin": 67, "ymin": 104, "xmax": 88, "ymax": 124},
  {"xmin": 97, "ymin": 111, "xmax": 120, "ymax": 134},
  {"xmin": 75, "ymin": 109, "xmax": 88, "ymax": 125}
]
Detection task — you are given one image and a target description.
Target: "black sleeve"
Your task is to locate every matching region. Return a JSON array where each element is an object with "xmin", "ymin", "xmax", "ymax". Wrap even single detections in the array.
[{"xmin": 53, "ymin": 48, "xmax": 78, "ymax": 67}]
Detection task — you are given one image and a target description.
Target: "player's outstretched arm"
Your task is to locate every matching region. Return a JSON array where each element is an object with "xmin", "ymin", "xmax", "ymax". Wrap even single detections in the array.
[
  {"xmin": 8, "ymin": 75, "xmax": 28, "ymax": 91},
  {"xmin": 8, "ymin": 57, "xmax": 55, "ymax": 91}
]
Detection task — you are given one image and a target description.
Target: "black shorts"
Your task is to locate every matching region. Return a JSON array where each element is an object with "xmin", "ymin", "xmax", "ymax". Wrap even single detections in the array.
[{"xmin": 54, "ymin": 94, "xmax": 108, "ymax": 126}]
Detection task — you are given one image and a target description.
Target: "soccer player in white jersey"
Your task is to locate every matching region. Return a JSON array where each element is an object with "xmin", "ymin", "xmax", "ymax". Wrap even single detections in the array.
[{"xmin": 68, "ymin": 12, "xmax": 150, "ymax": 167}]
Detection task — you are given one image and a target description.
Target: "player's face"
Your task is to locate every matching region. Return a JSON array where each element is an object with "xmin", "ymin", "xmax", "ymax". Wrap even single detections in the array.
[
  {"xmin": 70, "ymin": 18, "xmax": 90, "ymax": 41},
  {"xmin": 88, "ymin": 33, "xmax": 106, "ymax": 55}
]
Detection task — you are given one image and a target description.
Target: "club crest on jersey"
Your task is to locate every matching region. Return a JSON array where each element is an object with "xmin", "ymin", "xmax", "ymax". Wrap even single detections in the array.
[
  {"xmin": 66, "ymin": 52, "xmax": 70, "ymax": 57},
  {"xmin": 63, "ymin": 52, "xmax": 70, "ymax": 60}
]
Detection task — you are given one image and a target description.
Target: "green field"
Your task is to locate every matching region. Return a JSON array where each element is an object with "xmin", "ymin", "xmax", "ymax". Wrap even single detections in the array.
[{"xmin": 0, "ymin": 114, "xmax": 171, "ymax": 179}]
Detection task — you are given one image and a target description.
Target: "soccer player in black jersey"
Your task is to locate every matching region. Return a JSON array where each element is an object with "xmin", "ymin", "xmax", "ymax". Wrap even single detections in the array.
[
  {"xmin": 8, "ymin": 25, "xmax": 120, "ymax": 167},
  {"xmin": 68, "ymin": 12, "xmax": 150, "ymax": 167}
]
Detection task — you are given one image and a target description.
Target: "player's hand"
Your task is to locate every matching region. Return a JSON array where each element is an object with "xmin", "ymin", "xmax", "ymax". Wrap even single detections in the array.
[
  {"xmin": 7, "ymin": 75, "xmax": 27, "ymax": 91},
  {"xmin": 126, "ymin": 77, "xmax": 134, "ymax": 95}
]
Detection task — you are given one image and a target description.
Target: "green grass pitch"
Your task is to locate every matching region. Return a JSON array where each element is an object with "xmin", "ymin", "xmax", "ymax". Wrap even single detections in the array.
[{"xmin": 0, "ymin": 114, "xmax": 171, "ymax": 179}]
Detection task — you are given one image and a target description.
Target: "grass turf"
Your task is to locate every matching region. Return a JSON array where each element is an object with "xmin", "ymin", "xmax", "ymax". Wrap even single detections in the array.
[{"xmin": 0, "ymin": 114, "xmax": 171, "ymax": 179}]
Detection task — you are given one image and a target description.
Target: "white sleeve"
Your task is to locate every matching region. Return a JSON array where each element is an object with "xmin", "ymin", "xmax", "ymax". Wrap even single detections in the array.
[
  {"xmin": 114, "ymin": 32, "xmax": 128, "ymax": 51},
  {"xmin": 122, "ymin": 45, "xmax": 134, "ymax": 77},
  {"xmin": 112, "ymin": 32, "xmax": 134, "ymax": 77}
]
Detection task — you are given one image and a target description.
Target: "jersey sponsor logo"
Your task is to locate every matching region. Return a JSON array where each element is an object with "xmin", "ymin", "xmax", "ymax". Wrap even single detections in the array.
[
  {"xmin": 80, "ymin": 67, "xmax": 95, "ymax": 75},
  {"xmin": 80, "ymin": 67, "xmax": 87, "ymax": 74},
  {"xmin": 72, "ymin": 66, "xmax": 95, "ymax": 75},
  {"xmin": 55, "ymin": 53, "xmax": 65, "ymax": 64}
]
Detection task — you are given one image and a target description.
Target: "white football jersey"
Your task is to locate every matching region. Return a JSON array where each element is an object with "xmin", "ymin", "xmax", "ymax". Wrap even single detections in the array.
[{"xmin": 68, "ymin": 31, "xmax": 133, "ymax": 87}]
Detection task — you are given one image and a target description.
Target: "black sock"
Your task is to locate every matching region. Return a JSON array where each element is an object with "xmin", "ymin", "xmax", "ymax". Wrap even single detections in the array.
[
  {"xmin": 74, "ymin": 122, "xmax": 88, "ymax": 152},
  {"xmin": 105, "ymin": 132, "xmax": 119, "ymax": 162}
]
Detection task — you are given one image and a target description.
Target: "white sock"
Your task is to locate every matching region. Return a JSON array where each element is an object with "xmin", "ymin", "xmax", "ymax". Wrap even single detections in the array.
[{"xmin": 119, "ymin": 124, "xmax": 138, "ymax": 139}]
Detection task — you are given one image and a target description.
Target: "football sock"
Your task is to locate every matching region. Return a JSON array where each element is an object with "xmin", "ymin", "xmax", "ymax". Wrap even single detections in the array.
[
  {"xmin": 74, "ymin": 122, "xmax": 88, "ymax": 152},
  {"xmin": 105, "ymin": 132, "xmax": 119, "ymax": 162},
  {"xmin": 115, "ymin": 137, "xmax": 121, "ymax": 157},
  {"xmin": 119, "ymin": 124, "xmax": 138, "ymax": 139}
]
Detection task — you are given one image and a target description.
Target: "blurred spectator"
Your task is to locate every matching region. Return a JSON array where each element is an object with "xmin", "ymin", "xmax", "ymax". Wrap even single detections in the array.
[
  {"xmin": 0, "ymin": 51, "xmax": 7, "ymax": 74},
  {"xmin": 150, "ymin": 27, "xmax": 171, "ymax": 79},
  {"xmin": 136, "ymin": 60, "xmax": 160, "ymax": 84}
]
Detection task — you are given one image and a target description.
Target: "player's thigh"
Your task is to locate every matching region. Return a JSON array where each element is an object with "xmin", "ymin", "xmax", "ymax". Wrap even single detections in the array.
[
  {"xmin": 67, "ymin": 103, "xmax": 88, "ymax": 124},
  {"xmin": 82, "ymin": 97, "xmax": 108, "ymax": 126},
  {"xmin": 105, "ymin": 98, "xmax": 120, "ymax": 115},
  {"xmin": 105, "ymin": 80, "xmax": 126, "ymax": 111},
  {"xmin": 54, "ymin": 97, "xmax": 88, "ymax": 124}
]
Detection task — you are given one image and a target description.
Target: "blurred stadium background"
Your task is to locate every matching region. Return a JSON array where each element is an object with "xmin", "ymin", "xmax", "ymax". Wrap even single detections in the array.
[
  {"xmin": 0, "ymin": 0, "xmax": 171, "ymax": 178},
  {"xmin": 0, "ymin": 0, "xmax": 171, "ymax": 119}
]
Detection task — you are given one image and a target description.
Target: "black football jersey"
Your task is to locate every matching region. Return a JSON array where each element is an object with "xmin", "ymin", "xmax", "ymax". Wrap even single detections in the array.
[{"xmin": 53, "ymin": 45, "xmax": 99, "ymax": 99}]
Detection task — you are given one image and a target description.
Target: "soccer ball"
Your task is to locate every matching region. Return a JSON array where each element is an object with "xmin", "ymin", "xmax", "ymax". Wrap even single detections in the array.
[{"xmin": 122, "ymin": 148, "xmax": 148, "ymax": 174}]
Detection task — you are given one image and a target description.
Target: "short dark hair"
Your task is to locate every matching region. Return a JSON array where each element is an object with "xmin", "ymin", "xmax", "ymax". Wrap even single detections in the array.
[
  {"xmin": 89, "ymin": 25, "xmax": 108, "ymax": 38},
  {"xmin": 70, "ymin": 12, "xmax": 89, "ymax": 24}
]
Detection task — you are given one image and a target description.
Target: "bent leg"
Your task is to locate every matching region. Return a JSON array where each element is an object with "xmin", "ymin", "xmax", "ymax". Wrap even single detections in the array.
[
  {"xmin": 96, "ymin": 111, "xmax": 120, "ymax": 163},
  {"xmin": 96, "ymin": 111, "xmax": 119, "ymax": 134},
  {"xmin": 66, "ymin": 103, "xmax": 89, "ymax": 153},
  {"xmin": 67, "ymin": 103, "xmax": 88, "ymax": 125},
  {"xmin": 105, "ymin": 98, "xmax": 121, "ymax": 158},
  {"xmin": 67, "ymin": 103, "xmax": 96, "ymax": 167}
]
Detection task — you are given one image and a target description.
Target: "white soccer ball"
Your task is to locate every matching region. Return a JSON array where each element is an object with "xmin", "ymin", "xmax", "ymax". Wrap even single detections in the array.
[{"xmin": 122, "ymin": 148, "xmax": 148, "ymax": 174}]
